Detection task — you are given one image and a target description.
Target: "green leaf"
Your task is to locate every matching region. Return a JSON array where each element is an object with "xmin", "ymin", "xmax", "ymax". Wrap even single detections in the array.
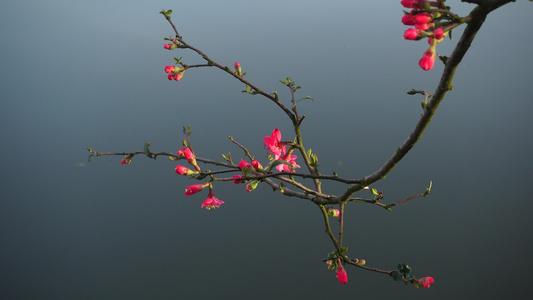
[
  {"xmin": 391, "ymin": 270, "xmax": 403, "ymax": 281},
  {"xmin": 166, "ymin": 10, "xmax": 172, "ymax": 16},
  {"xmin": 310, "ymin": 153, "xmax": 319, "ymax": 168},
  {"xmin": 397, "ymin": 263, "xmax": 412, "ymax": 274},
  {"xmin": 144, "ymin": 142, "xmax": 153, "ymax": 158},
  {"xmin": 295, "ymin": 96, "xmax": 314, "ymax": 105},
  {"xmin": 88, "ymin": 153, "xmax": 95, "ymax": 162},
  {"xmin": 371, "ymin": 188, "xmax": 379, "ymax": 196}
]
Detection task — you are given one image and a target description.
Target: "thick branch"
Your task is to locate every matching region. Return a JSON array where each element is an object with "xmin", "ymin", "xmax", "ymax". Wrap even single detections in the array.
[{"xmin": 336, "ymin": 1, "xmax": 515, "ymax": 202}]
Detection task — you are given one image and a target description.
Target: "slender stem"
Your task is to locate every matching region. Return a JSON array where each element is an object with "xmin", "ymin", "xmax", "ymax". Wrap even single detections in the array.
[
  {"xmin": 319, "ymin": 205, "xmax": 339, "ymax": 248},
  {"xmin": 338, "ymin": 203, "xmax": 345, "ymax": 250},
  {"xmin": 165, "ymin": 17, "xmax": 297, "ymax": 124}
]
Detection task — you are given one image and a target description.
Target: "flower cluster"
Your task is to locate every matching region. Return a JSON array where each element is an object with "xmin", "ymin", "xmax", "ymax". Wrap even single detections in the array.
[
  {"xmin": 175, "ymin": 147, "xmax": 225, "ymax": 209},
  {"xmin": 263, "ymin": 129, "xmax": 300, "ymax": 172},
  {"xmin": 326, "ymin": 259, "xmax": 348, "ymax": 285},
  {"xmin": 230, "ymin": 129, "xmax": 301, "ymax": 194},
  {"xmin": 163, "ymin": 38, "xmax": 180, "ymax": 50},
  {"xmin": 164, "ymin": 65, "xmax": 186, "ymax": 81},
  {"xmin": 401, "ymin": 0, "xmax": 449, "ymax": 71}
]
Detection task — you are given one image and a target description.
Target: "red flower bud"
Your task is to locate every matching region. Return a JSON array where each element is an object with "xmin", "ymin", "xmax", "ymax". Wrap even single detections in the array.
[
  {"xmin": 401, "ymin": 14, "xmax": 416, "ymax": 26},
  {"xmin": 433, "ymin": 27, "xmax": 444, "ymax": 40},
  {"xmin": 336, "ymin": 264, "xmax": 348, "ymax": 285},
  {"xmin": 185, "ymin": 183, "xmax": 209, "ymax": 196},
  {"xmin": 404, "ymin": 28, "xmax": 426, "ymax": 40},
  {"xmin": 419, "ymin": 49, "xmax": 436, "ymax": 71},
  {"xmin": 175, "ymin": 165, "xmax": 197, "ymax": 175},
  {"xmin": 418, "ymin": 276, "xmax": 435, "ymax": 288}
]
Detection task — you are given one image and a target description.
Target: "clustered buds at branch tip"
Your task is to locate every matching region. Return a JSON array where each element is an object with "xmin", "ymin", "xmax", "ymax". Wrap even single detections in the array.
[{"xmin": 401, "ymin": 0, "xmax": 458, "ymax": 71}]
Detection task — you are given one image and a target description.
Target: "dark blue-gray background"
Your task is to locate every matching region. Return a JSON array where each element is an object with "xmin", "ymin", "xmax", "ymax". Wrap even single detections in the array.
[{"xmin": 1, "ymin": 1, "xmax": 532, "ymax": 299}]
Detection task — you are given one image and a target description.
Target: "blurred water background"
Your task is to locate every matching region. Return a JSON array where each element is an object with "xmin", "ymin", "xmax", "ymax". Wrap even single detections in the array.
[{"xmin": 1, "ymin": 1, "xmax": 532, "ymax": 299}]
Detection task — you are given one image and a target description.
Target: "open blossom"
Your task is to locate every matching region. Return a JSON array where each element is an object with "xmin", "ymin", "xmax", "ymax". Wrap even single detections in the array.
[
  {"xmin": 264, "ymin": 129, "xmax": 286, "ymax": 157},
  {"xmin": 201, "ymin": 189, "xmax": 225, "ymax": 210},
  {"xmin": 276, "ymin": 152, "xmax": 301, "ymax": 172},
  {"xmin": 418, "ymin": 276, "xmax": 434, "ymax": 288},
  {"xmin": 336, "ymin": 264, "xmax": 348, "ymax": 285},
  {"xmin": 185, "ymin": 183, "xmax": 209, "ymax": 196}
]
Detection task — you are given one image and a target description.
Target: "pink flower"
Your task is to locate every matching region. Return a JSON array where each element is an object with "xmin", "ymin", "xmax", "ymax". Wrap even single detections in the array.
[
  {"xmin": 433, "ymin": 27, "xmax": 444, "ymax": 40},
  {"xmin": 418, "ymin": 276, "xmax": 434, "ymax": 288},
  {"xmin": 401, "ymin": 0, "xmax": 427, "ymax": 8},
  {"xmin": 234, "ymin": 62, "xmax": 242, "ymax": 76},
  {"xmin": 238, "ymin": 160, "xmax": 257, "ymax": 175},
  {"xmin": 120, "ymin": 156, "xmax": 131, "ymax": 165},
  {"xmin": 414, "ymin": 22, "xmax": 431, "ymax": 31},
  {"xmin": 165, "ymin": 66, "xmax": 186, "ymax": 81},
  {"xmin": 232, "ymin": 175, "xmax": 245, "ymax": 184},
  {"xmin": 169, "ymin": 72, "xmax": 183, "ymax": 81},
  {"xmin": 175, "ymin": 165, "xmax": 197, "ymax": 175},
  {"xmin": 201, "ymin": 189, "xmax": 225, "ymax": 210},
  {"xmin": 264, "ymin": 129, "xmax": 286, "ymax": 157},
  {"xmin": 178, "ymin": 147, "xmax": 197, "ymax": 166},
  {"xmin": 165, "ymin": 66, "xmax": 177, "ymax": 73},
  {"xmin": 414, "ymin": 12, "xmax": 432, "ymax": 25},
  {"xmin": 238, "ymin": 160, "xmax": 251, "ymax": 170},
  {"xmin": 251, "ymin": 160, "xmax": 264, "ymax": 172},
  {"xmin": 185, "ymin": 183, "xmax": 209, "ymax": 196},
  {"xmin": 419, "ymin": 49, "xmax": 436, "ymax": 71},
  {"xmin": 403, "ymin": 28, "xmax": 427, "ymax": 40},
  {"xmin": 164, "ymin": 43, "xmax": 177, "ymax": 50},
  {"xmin": 276, "ymin": 152, "xmax": 300, "ymax": 172},
  {"xmin": 336, "ymin": 264, "xmax": 348, "ymax": 285},
  {"xmin": 401, "ymin": 14, "xmax": 416, "ymax": 26}
]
